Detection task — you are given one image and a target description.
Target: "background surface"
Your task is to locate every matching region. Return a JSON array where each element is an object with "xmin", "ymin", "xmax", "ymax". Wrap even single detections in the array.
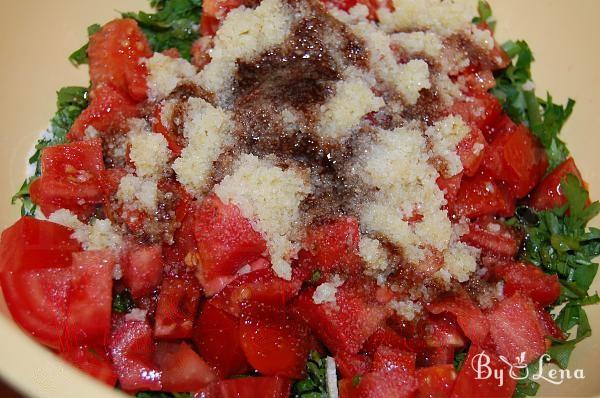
[{"xmin": 0, "ymin": 0, "xmax": 598, "ymax": 397}]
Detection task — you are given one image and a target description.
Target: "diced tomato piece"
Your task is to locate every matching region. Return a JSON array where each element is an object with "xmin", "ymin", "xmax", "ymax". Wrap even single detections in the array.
[
  {"xmin": 199, "ymin": 0, "xmax": 243, "ymax": 36},
  {"xmin": 30, "ymin": 139, "xmax": 106, "ymax": 216},
  {"xmin": 194, "ymin": 194, "xmax": 267, "ymax": 284},
  {"xmin": 64, "ymin": 251, "xmax": 114, "ymax": 347},
  {"xmin": 461, "ymin": 219, "xmax": 520, "ymax": 258},
  {"xmin": 481, "ymin": 125, "xmax": 548, "ymax": 198},
  {"xmin": 494, "ymin": 262, "xmax": 560, "ymax": 307},
  {"xmin": 155, "ymin": 342, "xmax": 217, "ymax": 391},
  {"xmin": 437, "ymin": 173, "xmax": 463, "ymax": 206},
  {"xmin": 154, "ymin": 276, "xmax": 202, "ymax": 339},
  {"xmin": 109, "ymin": 320, "xmax": 162, "ymax": 392},
  {"xmin": 371, "ymin": 346, "xmax": 416, "ymax": 375},
  {"xmin": 450, "ymin": 345, "xmax": 516, "ymax": 398},
  {"xmin": 416, "ymin": 364, "xmax": 456, "ymax": 398},
  {"xmin": 210, "ymin": 268, "xmax": 301, "ymax": 317},
  {"xmin": 192, "ymin": 303, "xmax": 251, "ymax": 378},
  {"xmin": 204, "ymin": 376, "xmax": 292, "ymax": 398},
  {"xmin": 293, "ymin": 281, "xmax": 388, "ymax": 354},
  {"xmin": 487, "ymin": 293, "xmax": 546, "ymax": 363},
  {"xmin": 483, "ymin": 114, "xmax": 517, "ymax": 143},
  {"xmin": 68, "ymin": 85, "xmax": 140, "ymax": 141},
  {"xmin": 302, "ymin": 217, "xmax": 362, "ymax": 275},
  {"xmin": 458, "ymin": 69, "xmax": 496, "ymax": 93},
  {"xmin": 0, "ymin": 217, "xmax": 81, "ymax": 272},
  {"xmin": 362, "ymin": 326, "xmax": 416, "ymax": 355},
  {"xmin": 450, "ymin": 173, "xmax": 513, "ymax": 219},
  {"xmin": 191, "ymin": 36, "xmax": 214, "ymax": 69},
  {"xmin": 417, "ymin": 347, "xmax": 456, "ymax": 368},
  {"xmin": 1, "ymin": 267, "xmax": 72, "ymax": 349},
  {"xmin": 88, "ymin": 19, "xmax": 152, "ymax": 102},
  {"xmin": 239, "ymin": 303, "xmax": 316, "ymax": 378},
  {"xmin": 122, "ymin": 244, "xmax": 163, "ymax": 299},
  {"xmin": 530, "ymin": 157, "xmax": 586, "ymax": 211},
  {"xmin": 339, "ymin": 369, "xmax": 418, "ymax": 398},
  {"xmin": 427, "ymin": 292, "xmax": 489, "ymax": 345},
  {"xmin": 451, "ymin": 93, "xmax": 503, "ymax": 131},
  {"xmin": 419, "ymin": 315, "xmax": 467, "ymax": 349},
  {"xmin": 336, "ymin": 351, "xmax": 373, "ymax": 378},
  {"xmin": 457, "ymin": 128, "xmax": 487, "ymax": 177},
  {"xmin": 164, "ymin": 208, "xmax": 198, "ymax": 268},
  {"xmin": 60, "ymin": 346, "xmax": 117, "ymax": 386},
  {"xmin": 152, "ymin": 103, "xmax": 185, "ymax": 157},
  {"xmin": 535, "ymin": 305, "xmax": 566, "ymax": 340}
]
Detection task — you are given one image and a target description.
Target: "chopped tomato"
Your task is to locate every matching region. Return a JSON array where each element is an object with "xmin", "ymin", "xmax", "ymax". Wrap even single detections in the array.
[
  {"xmin": 450, "ymin": 345, "xmax": 516, "ymax": 398},
  {"xmin": 122, "ymin": 244, "xmax": 164, "ymax": 299},
  {"xmin": 194, "ymin": 194, "xmax": 267, "ymax": 285},
  {"xmin": 535, "ymin": 305, "xmax": 566, "ymax": 340},
  {"xmin": 109, "ymin": 320, "xmax": 162, "ymax": 392},
  {"xmin": 494, "ymin": 262, "xmax": 560, "ymax": 307},
  {"xmin": 64, "ymin": 250, "xmax": 114, "ymax": 347},
  {"xmin": 419, "ymin": 315, "xmax": 467, "ymax": 349},
  {"xmin": 201, "ymin": 376, "xmax": 292, "ymax": 398},
  {"xmin": 210, "ymin": 268, "xmax": 301, "ymax": 316},
  {"xmin": 155, "ymin": 342, "xmax": 217, "ymax": 391},
  {"xmin": 427, "ymin": 292, "xmax": 489, "ymax": 345},
  {"xmin": 239, "ymin": 303, "xmax": 316, "ymax": 379},
  {"xmin": 68, "ymin": 85, "xmax": 140, "ymax": 141},
  {"xmin": 480, "ymin": 125, "xmax": 548, "ymax": 198},
  {"xmin": 530, "ymin": 157, "xmax": 586, "ymax": 211},
  {"xmin": 200, "ymin": 0, "xmax": 243, "ymax": 36},
  {"xmin": 457, "ymin": 127, "xmax": 487, "ymax": 177},
  {"xmin": 88, "ymin": 19, "xmax": 152, "ymax": 102},
  {"xmin": 362, "ymin": 326, "xmax": 416, "ymax": 355},
  {"xmin": 449, "ymin": 173, "xmax": 513, "ymax": 219},
  {"xmin": 451, "ymin": 92, "xmax": 503, "ymax": 131},
  {"xmin": 302, "ymin": 217, "xmax": 362, "ymax": 275},
  {"xmin": 371, "ymin": 346, "xmax": 416, "ymax": 375},
  {"xmin": 60, "ymin": 346, "xmax": 117, "ymax": 386},
  {"xmin": 458, "ymin": 69, "xmax": 496, "ymax": 93},
  {"xmin": 192, "ymin": 303, "xmax": 251, "ymax": 378},
  {"xmin": 336, "ymin": 351, "xmax": 372, "ymax": 378},
  {"xmin": 293, "ymin": 280, "xmax": 388, "ymax": 354},
  {"xmin": 483, "ymin": 114, "xmax": 517, "ymax": 143},
  {"xmin": 437, "ymin": 173, "xmax": 463, "ymax": 206},
  {"xmin": 487, "ymin": 293, "xmax": 546, "ymax": 363},
  {"xmin": 30, "ymin": 139, "xmax": 106, "ymax": 216},
  {"xmin": 191, "ymin": 36, "xmax": 214, "ymax": 69},
  {"xmin": 417, "ymin": 347, "xmax": 456, "ymax": 368},
  {"xmin": 416, "ymin": 364, "xmax": 456, "ymax": 398},
  {"xmin": 339, "ymin": 368, "xmax": 418, "ymax": 398},
  {"xmin": 154, "ymin": 276, "xmax": 202, "ymax": 339},
  {"xmin": 164, "ymin": 208, "xmax": 198, "ymax": 268},
  {"xmin": 460, "ymin": 218, "xmax": 520, "ymax": 258},
  {"xmin": 152, "ymin": 103, "xmax": 185, "ymax": 157}
]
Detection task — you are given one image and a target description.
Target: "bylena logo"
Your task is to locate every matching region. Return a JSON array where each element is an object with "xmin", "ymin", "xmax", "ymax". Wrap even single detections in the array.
[{"xmin": 471, "ymin": 352, "xmax": 585, "ymax": 386}]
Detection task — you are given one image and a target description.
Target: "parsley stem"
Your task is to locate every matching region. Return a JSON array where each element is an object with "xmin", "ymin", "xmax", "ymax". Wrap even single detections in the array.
[{"xmin": 524, "ymin": 89, "xmax": 543, "ymax": 131}]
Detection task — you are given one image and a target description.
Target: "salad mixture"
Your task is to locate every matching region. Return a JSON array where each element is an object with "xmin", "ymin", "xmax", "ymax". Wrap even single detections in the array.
[{"xmin": 3, "ymin": 0, "xmax": 599, "ymax": 397}]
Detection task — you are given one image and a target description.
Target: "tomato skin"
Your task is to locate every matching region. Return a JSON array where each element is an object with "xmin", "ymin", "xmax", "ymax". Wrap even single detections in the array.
[
  {"xmin": 239, "ymin": 302, "xmax": 316, "ymax": 378},
  {"xmin": 64, "ymin": 250, "xmax": 114, "ymax": 348},
  {"xmin": 201, "ymin": 376, "xmax": 292, "ymax": 398},
  {"xmin": 194, "ymin": 194, "xmax": 267, "ymax": 285},
  {"xmin": 416, "ymin": 364, "xmax": 457, "ymax": 398},
  {"xmin": 210, "ymin": 268, "xmax": 301, "ymax": 317},
  {"xmin": 122, "ymin": 244, "xmax": 164, "ymax": 299},
  {"xmin": 302, "ymin": 217, "xmax": 362, "ymax": 275},
  {"xmin": 487, "ymin": 293, "xmax": 546, "ymax": 363},
  {"xmin": 68, "ymin": 84, "xmax": 140, "ymax": 141},
  {"xmin": 449, "ymin": 345, "xmax": 516, "ymax": 398},
  {"xmin": 530, "ymin": 157, "xmax": 586, "ymax": 211},
  {"xmin": 192, "ymin": 303, "xmax": 251, "ymax": 378},
  {"xmin": 450, "ymin": 173, "xmax": 513, "ymax": 219},
  {"xmin": 292, "ymin": 281, "xmax": 388, "ymax": 354},
  {"xmin": 427, "ymin": 292, "xmax": 489, "ymax": 346},
  {"xmin": 30, "ymin": 139, "xmax": 106, "ymax": 216},
  {"xmin": 88, "ymin": 19, "xmax": 152, "ymax": 102},
  {"xmin": 109, "ymin": 319, "xmax": 162, "ymax": 392},
  {"xmin": 154, "ymin": 342, "xmax": 217, "ymax": 391},
  {"xmin": 460, "ymin": 218, "xmax": 520, "ymax": 258},
  {"xmin": 494, "ymin": 262, "xmax": 560, "ymax": 307},
  {"xmin": 154, "ymin": 275, "xmax": 202, "ymax": 339},
  {"xmin": 60, "ymin": 346, "xmax": 118, "ymax": 386},
  {"xmin": 0, "ymin": 217, "xmax": 81, "ymax": 273}
]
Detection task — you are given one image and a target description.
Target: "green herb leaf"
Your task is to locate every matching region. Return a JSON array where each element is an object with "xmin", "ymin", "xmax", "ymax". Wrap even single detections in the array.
[
  {"xmin": 453, "ymin": 351, "xmax": 467, "ymax": 372},
  {"xmin": 472, "ymin": 1, "xmax": 496, "ymax": 32},
  {"xmin": 12, "ymin": 86, "xmax": 89, "ymax": 216},
  {"xmin": 122, "ymin": 0, "xmax": 203, "ymax": 60},
  {"xmin": 113, "ymin": 289, "xmax": 135, "ymax": 313},
  {"xmin": 292, "ymin": 351, "xmax": 329, "ymax": 398},
  {"xmin": 68, "ymin": 24, "xmax": 102, "ymax": 66},
  {"xmin": 513, "ymin": 363, "xmax": 541, "ymax": 398}
]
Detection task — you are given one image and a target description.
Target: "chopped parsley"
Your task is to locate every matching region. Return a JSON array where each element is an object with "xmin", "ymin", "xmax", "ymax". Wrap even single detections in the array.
[
  {"xmin": 12, "ymin": 86, "xmax": 89, "ymax": 216},
  {"xmin": 472, "ymin": 0, "xmax": 496, "ymax": 32},
  {"xmin": 68, "ymin": 24, "xmax": 101, "ymax": 66},
  {"xmin": 292, "ymin": 351, "xmax": 329, "ymax": 398},
  {"xmin": 122, "ymin": 0, "xmax": 203, "ymax": 60},
  {"xmin": 112, "ymin": 289, "xmax": 136, "ymax": 314}
]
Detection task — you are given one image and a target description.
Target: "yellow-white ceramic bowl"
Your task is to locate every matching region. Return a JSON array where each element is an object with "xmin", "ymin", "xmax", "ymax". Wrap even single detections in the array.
[{"xmin": 0, "ymin": 1, "xmax": 598, "ymax": 397}]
